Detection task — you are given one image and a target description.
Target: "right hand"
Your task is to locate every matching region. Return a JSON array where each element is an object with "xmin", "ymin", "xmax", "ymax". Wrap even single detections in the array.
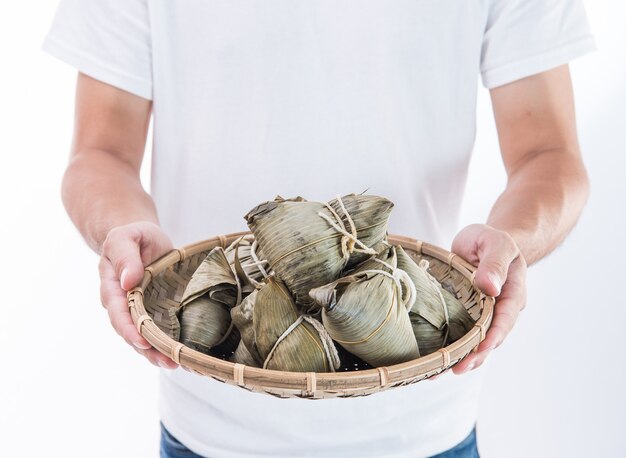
[{"xmin": 99, "ymin": 221, "xmax": 179, "ymax": 369}]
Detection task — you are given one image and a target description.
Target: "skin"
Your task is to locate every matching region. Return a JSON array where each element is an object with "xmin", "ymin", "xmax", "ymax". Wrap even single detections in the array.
[{"xmin": 63, "ymin": 65, "xmax": 588, "ymax": 372}]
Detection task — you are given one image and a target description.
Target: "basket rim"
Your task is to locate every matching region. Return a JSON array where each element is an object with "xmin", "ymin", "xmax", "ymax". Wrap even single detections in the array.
[{"xmin": 128, "ymin": 232, "xmax": 494, "ymax": 397}]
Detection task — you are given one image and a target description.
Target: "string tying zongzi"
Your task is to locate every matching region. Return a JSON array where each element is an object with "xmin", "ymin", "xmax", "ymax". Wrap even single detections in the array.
[
  {"xmin": 317, "ymin": 195, "xmax": 378, "ymax": 262},
  {"xmin": 369, "ymin": 257, "xmax": 417, "ymax": 312},
  {"xmin": 226, "ymin": 236, "xmax": 271, "ymax": 292},
  {"xmin": 249, "ymin": 240, "xmax": 270, "ymax": 279},
  {"xmin": 263, "ymin": 314, "xmax": 340, "ymax": 372},
  {"xmin": 254, "ymin": 277, "xmax": 342, "ymax": 372}
]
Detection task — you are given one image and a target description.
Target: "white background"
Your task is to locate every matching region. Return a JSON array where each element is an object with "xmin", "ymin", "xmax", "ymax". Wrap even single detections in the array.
[{"xmin": 0, "ymin": 2, "xmax": 624, "ymax": 457}]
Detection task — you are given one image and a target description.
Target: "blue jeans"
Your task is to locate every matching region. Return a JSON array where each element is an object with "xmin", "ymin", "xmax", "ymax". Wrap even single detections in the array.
[
  {"xmin": 431, "ymin": 428, "xmax": 479, "ymax": 458},
  {"xmin": 160, "ymin": 423, "xmax": 479, "ymax": 458}
]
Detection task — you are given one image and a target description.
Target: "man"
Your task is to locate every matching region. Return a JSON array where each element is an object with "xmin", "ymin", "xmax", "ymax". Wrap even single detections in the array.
[{"xmin": 44, "ymin": 1, "xmax": 593, "ymax": 456}]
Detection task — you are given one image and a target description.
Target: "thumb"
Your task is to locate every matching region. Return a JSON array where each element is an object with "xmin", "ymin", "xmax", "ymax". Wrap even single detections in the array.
[
  {"xmin": 120, "ymin": 261, "xmax": 145, "ymax": 291},
  {"xmin": 473, "ymin": 234, "xmax": 519, "ymax": 297},
  {"xmin": 102, "ymin": 231, "xmax": 146, "ymax": 291}
]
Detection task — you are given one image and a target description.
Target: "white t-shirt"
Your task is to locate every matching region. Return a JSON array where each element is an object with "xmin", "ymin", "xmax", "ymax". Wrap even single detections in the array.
[{"xmin": 44, "ymin": 1, "xmax": 594, "ymax": 457}]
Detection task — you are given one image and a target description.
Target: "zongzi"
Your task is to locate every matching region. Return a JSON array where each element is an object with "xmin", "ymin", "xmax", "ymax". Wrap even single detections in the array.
[
  {"xmin": 309, "ymin": 246, "xmax": 419, "ymax": 367},
  {"xmin": 245, "ymin": 194, "xmax": 393, "ymax": 310},
  {"xmin": 177, "ymin": 247, "xmax": 241, "ymax": 354},
  {"xmin": 253, "ymin": 277, "xmax": 340, "ymax": 372},
  {"xmin": 397, "ymin": 247, "xmax": 475, "ymax": 353}
]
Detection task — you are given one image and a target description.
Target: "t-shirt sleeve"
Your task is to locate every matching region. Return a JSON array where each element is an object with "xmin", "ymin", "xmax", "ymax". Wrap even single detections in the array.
[
  {"xmin": 480, "ymin": 0, "xmax": 595, "ymax": 89},
  {"xmin": 42, "ymin": 0, "xmax": 152, "ymax": 100}
]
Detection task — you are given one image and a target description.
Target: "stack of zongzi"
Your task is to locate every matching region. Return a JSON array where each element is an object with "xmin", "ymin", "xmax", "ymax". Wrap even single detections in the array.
[{"xmin": 174, "ymin": 193, "xmax": 476, "ymax": 373}]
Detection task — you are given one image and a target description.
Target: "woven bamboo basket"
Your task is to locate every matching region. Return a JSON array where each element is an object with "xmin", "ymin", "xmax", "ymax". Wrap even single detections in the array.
[{"xmin": 128, "ymin": 232, "xmax": 494, "ymax": 399}]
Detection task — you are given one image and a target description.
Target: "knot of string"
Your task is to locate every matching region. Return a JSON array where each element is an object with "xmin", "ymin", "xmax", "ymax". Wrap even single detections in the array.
[
  {"xmin": 364, "ymin": 258, "xmax": 417, "ymax": 312},
  {"xmin": 250, "ymin": 240, "xmax": 270, "ymax": 279},
  {"xmin": 229, "ymin": 236, "xmax": 271, "ymax": 291},
  {"xmin": 371, "ymin": 257, "xmax": 417, "ymax": 312},
  {"xmin": 263, "ymin": 315, "xmax": 340, "ymax": 372},
  {"xmin": 242, "ymin": 245, "xmax": 271, "ymax": 289},
  {"xmin": 317, "ymin": 195, "xmax": 377, "ymax": 261}
]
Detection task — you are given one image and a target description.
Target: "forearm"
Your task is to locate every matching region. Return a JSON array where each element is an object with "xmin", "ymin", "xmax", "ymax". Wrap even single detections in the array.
[
  {"xmin": 487, "ymin": 148, "xmax": 589, "ymax": 265},
  {"xmin": 62, "ymin": 148, "xmax": 159, "ymax": 254}
]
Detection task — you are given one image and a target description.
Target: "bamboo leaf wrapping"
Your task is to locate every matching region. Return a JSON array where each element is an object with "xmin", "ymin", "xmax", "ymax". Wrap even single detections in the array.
[
  {"xmin": 310, "ymin": 247, "xmax": 419, "ymax": 367},
  {"xmin": 177, "ymin": 247, "xmax": 239, "ymax": 354},
  {"xmin": 254, "ymin": 278, "xmax": 339, "ymax": 372},
  {"xmin": 230, "ymin": 290, "xmax": 264, "ymax": 367}
]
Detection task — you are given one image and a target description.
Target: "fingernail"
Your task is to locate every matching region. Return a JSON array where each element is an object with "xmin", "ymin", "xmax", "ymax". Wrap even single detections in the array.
[
  {"xmin": 133, "ymin": 341, "xmax": 150, "ymax": 350},
  {"xmin": 158, "ymin": 361, "xmax": 175, "ymax": 370},
  {"xmin": 121, "ymin": 268, "xmax": 128, "ymax": 289},
  {"xmin": 467, "ymin": 361, "xmax": 476, "ymax": 371},
  {"xmin": 488, "ymin": 272, "xmax": 501, "ymax": 295}
]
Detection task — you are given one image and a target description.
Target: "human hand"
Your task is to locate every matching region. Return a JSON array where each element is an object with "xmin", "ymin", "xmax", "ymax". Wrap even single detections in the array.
[
  {"xmin": 450, "ymin": 224, "xmax": 527, "ymax": 374},
  {"xmin": 99, "ymin": 221, "xmax": 179, "ymax": 369}
]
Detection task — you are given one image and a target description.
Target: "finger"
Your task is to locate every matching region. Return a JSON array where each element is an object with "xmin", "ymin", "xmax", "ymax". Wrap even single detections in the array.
[
  {"xmin": 132, "ymin": 346, "xmax": 158, "ymax": 366},
  {"xmin": 452, "ymin": 314, "xmax": 515, "ymax": 374},
  {"xmin": 453, "ymin": 257, "xmax": 526, "ymax": 374},
  {"xmin": 100, "ymin": 257, "xmax": 152, "ymax": 350},
  {"xmin": 452, "ymin": 314, "xmax": 514, "ymax": 374},
  {"xmin": 478, "ymin": 256, "xmax": 527, "ymax": 351},
  {"xmin": 453, "ymin": 297, "xmax": 522, "ymax": 374},
  {"xmin": 102, "ymin": 227, "xmax": 145, "ymax": 291},
  {"xmin": 133, "ymin": 346, "xmax": 179, "ymax": 369},
  {"xmin": 103, "ymin": 269, "xmax": 179, "ymax": 369}
]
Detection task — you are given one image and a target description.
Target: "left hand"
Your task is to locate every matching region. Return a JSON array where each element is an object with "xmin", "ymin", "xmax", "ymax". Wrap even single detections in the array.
[{"xmin": 450, "ymin": 224, "xmax": 527, "ymax": 374}]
